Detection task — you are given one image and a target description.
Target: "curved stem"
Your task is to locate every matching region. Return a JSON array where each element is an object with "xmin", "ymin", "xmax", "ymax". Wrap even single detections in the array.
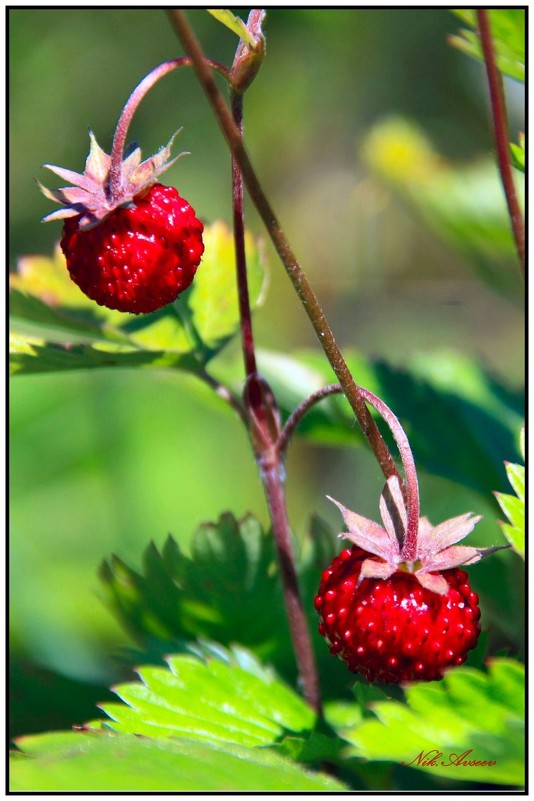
[
  {"xmin": 357, "ymin": 387, "xmax": 419, "ymax": 561},
  {"xmin": 167, "ymin": 9, "xmax": 403, "ymax": 494},
  {"xmin": 477, "ymin": 9, "xmax": 525, "ymax": 275},
  {"xmin": 108, "ymin": 56, "xmax": 231, "ymax": 200},
  {"xmin": 277, "ymin": 383, "xmax": 344, "ymax": 457},
  {"xmin": 277, "ymin": 383, "xmax": 420, "ymax": 560}
]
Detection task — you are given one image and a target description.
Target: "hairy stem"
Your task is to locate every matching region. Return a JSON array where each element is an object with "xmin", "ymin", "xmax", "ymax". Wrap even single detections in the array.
[
  {"xmin": 477, "ymin": 9, "xmax": 525, "ymax": 274},
  {"xmin": 108, "ymin": 56, "xmax": 230, "ymax": 201},
  {"xmin": 167, "ymin": 9, "xmax": 403, "ymax": 493},
  {"xmin": 277, "ymin": 383, "xmax": 420, "ymax": 559}
]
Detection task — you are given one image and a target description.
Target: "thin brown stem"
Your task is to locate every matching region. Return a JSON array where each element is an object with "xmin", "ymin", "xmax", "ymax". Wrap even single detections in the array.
[
  {"xmin": 260, "ymin": 453, "xmax": 321, "ymax": 714},
  {"xmin": 168, "ymin": 9, "xmax": 403, "ymax": 492},
  {"xmin": 228, "ymin": 32, "xmax": 319, "ymax": 711},
  {"xmin": 477, "ymin": 9, "xmax": 525, "ymax": 275},
  {"xmin": 231, "ymin": 90, "xmax": 258, "ymax": 380}
]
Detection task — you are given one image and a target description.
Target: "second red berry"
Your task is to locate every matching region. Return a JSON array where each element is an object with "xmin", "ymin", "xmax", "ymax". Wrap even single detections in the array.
[{"xmin": 315, "ymin": 546, "xmax": 481, "ymax": 683}]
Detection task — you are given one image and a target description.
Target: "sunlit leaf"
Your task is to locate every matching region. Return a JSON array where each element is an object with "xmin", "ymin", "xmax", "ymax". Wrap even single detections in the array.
[
  {"xmin": 494, "ymin": 427, "xmax": 525, "ymax": 557},
  {"xmin": 336, "ymin": 658, "xmax": 525, "ymax": 787},
  {"xmin": 510, "ymin": 133, "xmax": 525, "ymax": 173},
  {"xmin": 9, "ymin": 339, "xmax": 201, "ymax": 375},
  {"xmin": 101, "ymin": 650, "xmax": 314, "ymax": 746},
  {"xmin": 449, "ymin": 10, "xmax": 525, "ymax": 83},
  {"xmin": 11, "ymin": 731, "xmax": 346, "ymax": 792},
  {"xmin": 9, "ymin": 288, "xmax": 132, "ymax": 348},
  {"xmin": 207, "ymin": 9, "xmax": 256, "ymax": 47}
]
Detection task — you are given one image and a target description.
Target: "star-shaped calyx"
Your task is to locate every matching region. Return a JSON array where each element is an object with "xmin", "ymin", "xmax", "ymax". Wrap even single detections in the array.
[
  {"xmin": 37, "ymin": 130, "xmax": 184, "ymax": 231},
  {"xmin": 328, "ymin": 475, "xmax": 504, "ymax": 595}
]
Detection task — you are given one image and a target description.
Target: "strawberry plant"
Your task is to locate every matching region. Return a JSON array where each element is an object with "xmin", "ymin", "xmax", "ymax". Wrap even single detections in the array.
[{"xmin": 9, "ymin": 8, "xmax": 524, "ymax": 792}]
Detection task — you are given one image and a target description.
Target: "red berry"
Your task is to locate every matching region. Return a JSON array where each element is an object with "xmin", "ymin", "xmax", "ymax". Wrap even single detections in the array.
[
  {"xmin": 39, "ymin": 130, "xmax": 204, "ymax": 314},
  {"xmin": 315, "ymin": 546, "xmax": 480, "ymax": 683},
  {"xmin": 60, "ymin": 184, "xmax": 203, "ymax": 314}
]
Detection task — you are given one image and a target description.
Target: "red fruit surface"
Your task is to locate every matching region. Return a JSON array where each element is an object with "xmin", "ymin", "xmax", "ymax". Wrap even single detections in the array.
[
  {"xmin": 61, "ymin": 184, "xmax": 204, "ymax": 314},
  {"xmin": 315, "ymin": 546, "xmax": 481, "ymax": 683}
]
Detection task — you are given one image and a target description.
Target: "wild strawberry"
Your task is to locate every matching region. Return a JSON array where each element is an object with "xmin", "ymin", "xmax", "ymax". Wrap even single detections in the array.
[
  {"xmin": 315, "ymin": 475, "xmax": 503, "ymax": 683},
  {"xmin": 38, "ymin": 131, "xmax": 204, "ymax": 314}
]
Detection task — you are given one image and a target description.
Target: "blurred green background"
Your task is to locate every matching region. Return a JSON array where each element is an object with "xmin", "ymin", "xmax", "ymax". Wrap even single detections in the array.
[{"xmin": 10, "ymin": 8, "xmax": 524, "ymax": 738}]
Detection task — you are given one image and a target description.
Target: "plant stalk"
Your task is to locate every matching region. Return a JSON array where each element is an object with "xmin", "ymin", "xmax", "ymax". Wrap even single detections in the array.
[
  {"xmin": 167, "ymin": 9, "xmax": 403, "ymax": 494},
  {"xmin": 108, "ymin": 56, "xmax": 230, "ymax": 201},
  {"xmin": 476, "ymin": 9, "xmax": 525, "ymax": 275},
  {"xmin": 277, "ymin": 383, "xmax": 420, "ymax": 560},
  {"xmin": 229, "ymin": 80, "xmax": 321, "ymax": 713},
  {"xmin": 259, "ymin": 451, "xmax": 322, "ymax": 714},
  {"xmin": 231, "ymin": 90, "xmax": 258, "ymax": 382}
]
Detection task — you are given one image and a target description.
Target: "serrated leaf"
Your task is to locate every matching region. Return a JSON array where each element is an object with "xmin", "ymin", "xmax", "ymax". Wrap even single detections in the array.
[
  {"xmin": 496, "ymin": 513, "xmax": 524, "ymax": 557},
  {"xmin": 101, "ymin": 651, "xmax": 315, "ymax": 748},
  {"xmin": 10, "ymin": 731, "xmax": 347, "ymax": 792},
  {"xmin": 504, "ymin": 461, "xmax": 524, "ymax": 502},
  {"xmin": 494, "ymin": 441, "xmax": 525, "ymax": 557},
  {"xmin": 493, "ymin": 429, "xmax": 525, "ymax": 556},
  {"xmin": 336, "ymin": 658, "xmax": 524, "ymax": 787},
  {"xmin": 450, "ymin": 10, "xmax": 525, "ymax": 82},
  {"xmin": 100, "ymin": 512, "xmax": 353, "ymax": 699},
  {"xmin": 9, "ymin": 249, "xmax": 197, "ymax": 373},
  {"xmin": 99, "ymin": 513, "xmax": 289, "ymax": 660}
]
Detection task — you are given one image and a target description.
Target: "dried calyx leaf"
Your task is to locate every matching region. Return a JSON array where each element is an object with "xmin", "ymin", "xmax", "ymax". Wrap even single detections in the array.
[
  {"xmin": 38, "ymin": 130, "xmax": 186, "ymax": 231},
  {"xmin": 330, "ymin": 475, "xmax": 506, "ymax": 595}
]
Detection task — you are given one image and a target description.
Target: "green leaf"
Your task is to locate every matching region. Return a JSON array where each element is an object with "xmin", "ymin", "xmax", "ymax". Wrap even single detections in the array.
[
  {"xmin": 450, "ymin": 10, "xmax": 525, "ymax": 82},
  {"xmin": 99, "ymin": 513, "xmax": 289, "ymax": 659},
  {"xmin": 101, "ymin": 651, "xmax": 315, "ymax": 747},
  {"xmin": 9, "ymin": 338, "xmax": 202, "ymax": 375},
  {"xmin": 9, "ymin": 222, "xmax": 266, "ymax": 374},
  {"xmin": 207, "ymin": 9, "xmax": 256, "ymax": 47},
  {"xmin": 184, "ymin": 220, "xmax": 267, "ymax": 361},
  {"xmin": 9, "ymin": 288, "xmax": 133, "ymax": 348},
  {"xmin": 337, "ymin": 658, "xmax": 525, "ymax": 787},
  {"xmin": 11, "ymin": 731, "xmax": 347, "ymax": 792},
  {"xmin": 494, "ymin": 429, "xmax": 525, "ymax": 557},
  {"xmin": 361, "ymin": 117, "xmax": 523, "ymax": 296},
  {"xmin": 100, "ymin": 512, "xmax": 354, "ymax": 699},
  {"xmin": 510, "ymin": 133, "xmax": 525, "ymax": 173}
]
